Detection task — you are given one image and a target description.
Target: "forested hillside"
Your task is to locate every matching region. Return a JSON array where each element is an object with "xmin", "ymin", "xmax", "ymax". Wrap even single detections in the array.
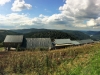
[
  {"xmin": 82, "ymin": 31, "xmax": 98, "ymax": 35},
  {"xmin": 24, "ymin": 30, "xmax": 77, "ymax": 40},
  {"xmin": 12, "ymin": 28, "xmax": 91, "ymax": 40},
  {"xmin": 0, "ymin": 29, "xmax": 93, "ymax": 43},
  {"xmin": 82, "ymin": 31, "xmax": 100, "ymax": 40},
  {"xmin": 62, "ymin": 30, "xmax": 91, "ymax": 40},
  {"xmin": 25, "ymin": 30, "xmax": 90, "ymax": 40},
  {"xmin": 12, "ymin": 28, "xmax": 48, "ymax": 34},
  {"xmin": 0, "ymin": 30, "xmax": 20, "ymax": 43}
]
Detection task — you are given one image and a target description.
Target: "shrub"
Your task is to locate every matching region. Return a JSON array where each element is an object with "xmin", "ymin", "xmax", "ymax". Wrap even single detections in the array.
[{"xmin": 0, "ymin": 42, "xmax": 3, "ymax": 47}]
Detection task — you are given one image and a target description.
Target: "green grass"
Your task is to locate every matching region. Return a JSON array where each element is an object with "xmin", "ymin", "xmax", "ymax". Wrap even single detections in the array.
[
  {"xmin": 68, "ymin": 50, "xmax": 100, "ymax": 75},
  {"xmin": 0, "ymin": 43, "xmax": 100, "ymax": 75},
  {"xmin": 55, "ymin": 44, "xmax": 100, "ymax": 75},
  {"xmin": 0, "ymin": 47, "xmax": 4, "ymax": 51},
  {"xmin": 78, "ymin": 49, "xmax": 100, "ymax": 75}
]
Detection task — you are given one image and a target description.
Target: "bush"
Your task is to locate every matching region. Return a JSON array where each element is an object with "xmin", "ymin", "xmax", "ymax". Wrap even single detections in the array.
[{"xmin": 0, "ymin": 43, "xmax": 3, "ymax": 47}]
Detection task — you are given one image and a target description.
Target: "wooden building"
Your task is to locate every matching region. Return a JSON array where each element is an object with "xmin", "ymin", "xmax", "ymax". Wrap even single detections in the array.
[
  {"xmin": 71, "ymin": 40, "xmax": 80, "ymax": 45},
  {"xmin": 3, "ymin": 35, "xmax": 23, "ymax": 51},
  {"xmin": 26, "ymin": 38, "xmax": 53, "ymax": 50},
  {"xmin": 55, "ymin": 39, "xmax": 73, "ymax": 49},
  {"xmin": 3, "ymin": 35, "xmax": 94, "ymax": 51}
]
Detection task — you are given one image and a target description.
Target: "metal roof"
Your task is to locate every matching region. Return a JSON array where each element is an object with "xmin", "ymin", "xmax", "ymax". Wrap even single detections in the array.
[
  {"xmin": 55, "ymin": 39, "xmax": 94, "ymax": 45},
  {"xmin": 56, "ymin": 44, "xmax": 73, "ymax": 46},
  {"xmin": 71, "ymin": 41, "xmax": 80, "ymax": 45},
  {"xmin": 55, "ymin": 39, "xmax": 72, "ymax": 44},
  {"xmin": 77, "ymin": 39, "xmax": 94, "ymax": 44},
  {"xmin": 26, "ymin": 38, "xmax": 52, "ymax": 49},
  {"xmin": 4, "ymin": 35, "xmax": 23, "ymax": 43},
  {"xmin": 85, "ymin": 39, "xmax": 94, "ymax": 43}
]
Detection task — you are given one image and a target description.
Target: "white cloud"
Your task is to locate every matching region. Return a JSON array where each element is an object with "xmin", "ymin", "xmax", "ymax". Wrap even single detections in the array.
[
  {"xmin": 0, "ymin": 13, "xmax": 33, "ymax": 28},
  {"xmin": 86, "ymin": 17, "xmax": 100, "ymax": 28},
  {"xmin": 59, "ymin": 0, "xmax": 100, "ymax": 19},
  {"xmin": 1, "ymin": 0, "xmax": 100, "ymax": 30},
  {"xmin": 0, "ymin": 0, "xmax": 10, "ymax": 5},
  {"xmin": 87, "ymin": 19, "xmax": 97, "ymax": 27},
  {"xmin": 58, "ymin": 0, "xmax": 100, "ymax": 29},
  {"xmin": 39, "ymin": 14, "xmax": 48, "ymax": 18},
  {"xmin": 11, "ymin": 0, "xmax": 32, "ymax": 12},
  {"xmin": 0, "ymin": 13, "xmax": 69, "ymax": 29}
]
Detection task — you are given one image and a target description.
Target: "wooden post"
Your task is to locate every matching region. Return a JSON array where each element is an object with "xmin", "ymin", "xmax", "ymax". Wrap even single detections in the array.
[{"xmin": 8, "ymin": 47, "xmax": 10, "ymax": 51}]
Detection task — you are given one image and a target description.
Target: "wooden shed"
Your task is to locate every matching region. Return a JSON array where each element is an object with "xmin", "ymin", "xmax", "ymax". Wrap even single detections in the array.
[
  {"xmin": 55, "ymin": 39, "xmax": 73, "ymax": 49},
  {"xmin": 26, "ymin": 38, "xmax": 53, "ymax": 50},
  {"xmin": 3, "ymin": 35, "xmax": 23, "ymax": 51}
]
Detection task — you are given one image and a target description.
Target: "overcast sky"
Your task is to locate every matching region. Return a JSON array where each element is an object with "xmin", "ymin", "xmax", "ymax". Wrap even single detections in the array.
[{"xmin": 0, "ymin": 0, "xmax": 100, "ymax": 31}]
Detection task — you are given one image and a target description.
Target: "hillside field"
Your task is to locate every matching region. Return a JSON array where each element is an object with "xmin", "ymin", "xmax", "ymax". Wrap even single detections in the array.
[
  {"xmin": 0, "ymin": 47, "xmax": 4, "ymax": 51},
  {"xmin": 0, "ymin": 43, "xmax": 100, "ymax": 75}
]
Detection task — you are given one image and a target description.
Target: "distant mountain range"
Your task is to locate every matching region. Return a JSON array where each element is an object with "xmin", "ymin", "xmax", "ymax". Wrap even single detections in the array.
[
  {"xmin": 82, "ymin": 31, "xmax": 100, "ymax": 40},
  {"xmin": 12, "ymin": 28, "xmax": 91, "ymax": 40},
  {"xmin": 24, "ymin": 30, "xmax": 77, "ymax": 40},
  {"xmin": 0, "ymin": 28, "xmax": 100, "ymax": 43},
  {"xmin": 11, "ymin": 28, "xmax": 49, "ymax": 34}
]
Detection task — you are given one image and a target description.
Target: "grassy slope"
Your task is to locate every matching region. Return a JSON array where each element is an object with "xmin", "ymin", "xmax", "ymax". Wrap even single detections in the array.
[
  {"xmin": 0, "ymin": 47, "xmax": 4, "ymax": 51},
  {"xmin": 0, "ymin": 43, "xmax": 100, "ymax": 75},
  {"xmin": 50, "ymin": 43, "xmax": 100, "ymax": 75},
  {"xmin": 69, "ymin": 48, "xmax": 100, "ymax": 75}
]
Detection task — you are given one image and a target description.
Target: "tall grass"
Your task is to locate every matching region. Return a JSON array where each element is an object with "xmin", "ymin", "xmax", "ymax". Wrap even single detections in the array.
[{"xmin": 0, "ymin": 43, "xmax": 100, "ymax": 75}]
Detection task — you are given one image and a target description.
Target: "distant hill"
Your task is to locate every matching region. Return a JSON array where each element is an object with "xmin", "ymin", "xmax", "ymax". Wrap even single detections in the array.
[
  {"xmin": 62, "ymin": 30, "xmax": 91, "ymax": 40},
  {"xmin": 24, "ymin": 30, "xmax": 91, "ymax": 40},
  {"xmin": 12, "ymin": 28, "xmax": 91, "ymax": 40},
  {"xmin": 0, "ymin": 30, "xmax": 20, "ymax": 43},
  {"xmin": 94, "ymin": 31, "xmax": 100, "ymax": 35},
  {"xmin": 82, "ymin": 31, "xmax": 98, "ymax": 36},
  {"xmin": 0, "ymin": 28, "xmax": 94, "ymax": 43},
  {"xmin": 11, "ymin": 28, "xmax": 49, "ymax": 34},
  {"xmin": 82, "ymin": 31, "xmax": 100, "ymax": 40},
  {"xmin": 91, "ymin": 31, "xmax": 100, "ymax": 40}
]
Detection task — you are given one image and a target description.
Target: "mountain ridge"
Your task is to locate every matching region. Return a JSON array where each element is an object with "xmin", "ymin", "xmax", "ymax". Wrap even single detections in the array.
[{"xmin": 0, "ymin": 28, "xmax": 99, "ymax": 43}]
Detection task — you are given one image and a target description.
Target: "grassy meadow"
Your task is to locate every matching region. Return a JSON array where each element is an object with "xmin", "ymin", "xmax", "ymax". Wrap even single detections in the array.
[
  {"xmin": 0, "ymin": 43, "xmax": 100, "ymax": 75},
  {"xmin": 0, "ymin": 47, "xmax": 4, "ymax": 51}
]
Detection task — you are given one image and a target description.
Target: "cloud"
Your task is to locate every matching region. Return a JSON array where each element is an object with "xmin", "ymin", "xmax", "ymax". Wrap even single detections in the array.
[
  {"xmin": 59, "ymin": 0, "xmax": 100, "ymax": 19},
  {"xmin": 1, "ymin": 0, "xmax": 100, "ymax": 30},
  {"xmin": 87, "ymin": 18, "xmax": 100, "ymax": 27},
  {"xmin": 0, "ymin": 0, "xmax": 10, "ymax": 5},
  {"xmin": 0, "ymin": 13, "xmax": 33, "ymax": 29},
  {"xmin": 87, "ymin": 19, "xmax": 97, "ymax": 27},
  {"xmin": 11, "ymin": 0, "xmax": 32, "ymax": 12},
  {"xmin": 0, "ymin": 13, "xmax": 69, "ymax": 29},
  {"xmin": 59, "ymin": 0, "xmax": 100, "ymax": 28}
]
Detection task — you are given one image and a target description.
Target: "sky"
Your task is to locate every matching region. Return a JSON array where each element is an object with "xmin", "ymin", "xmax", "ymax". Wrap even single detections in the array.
[{"xmin": 0, "ymin": 0, "xmax": 100, "ymax": 31}]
